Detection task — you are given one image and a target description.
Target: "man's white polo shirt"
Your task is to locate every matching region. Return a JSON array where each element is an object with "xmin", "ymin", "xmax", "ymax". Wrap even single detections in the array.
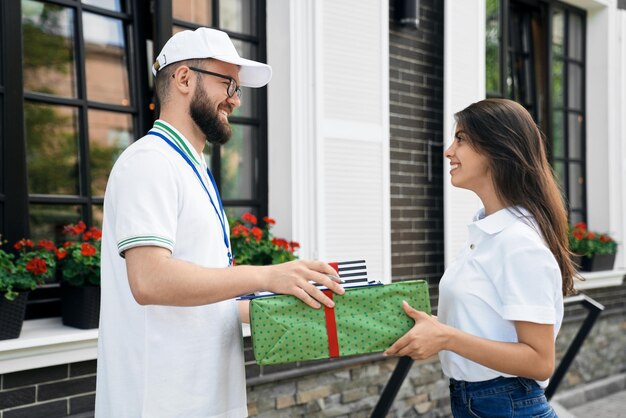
[
  {"xmin": 95, "ymin": 120, "xmax": 246, "ymax": 418},
  {"xmin": 438, "ymin": 207, "xmax": 563, "ymax": 388}
]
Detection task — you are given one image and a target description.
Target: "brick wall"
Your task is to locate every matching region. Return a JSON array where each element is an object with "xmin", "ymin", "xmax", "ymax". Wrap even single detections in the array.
[
  {"xmin": 0, "ymin": 361, "xmax": 95, "ymax": 418},
  {"xmin": 389, "ymin": 0, "xmax": 445, "ymax": 294}
]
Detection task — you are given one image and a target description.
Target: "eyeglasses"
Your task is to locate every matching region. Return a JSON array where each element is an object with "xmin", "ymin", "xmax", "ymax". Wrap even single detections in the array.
[{"xmin": 187, "ymin": 66, "xmax": 242, "ymax": 98}]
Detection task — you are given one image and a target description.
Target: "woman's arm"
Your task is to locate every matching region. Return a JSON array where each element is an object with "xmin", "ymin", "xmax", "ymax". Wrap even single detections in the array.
[{"xmin": 384, "ymin": 301, "xmax": 555, "ymax": 381}]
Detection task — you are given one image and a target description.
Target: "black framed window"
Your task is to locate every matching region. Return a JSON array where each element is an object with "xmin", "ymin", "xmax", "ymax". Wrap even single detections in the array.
[
  {"xmin": 485, "ymin": 0, "xmax": 586, "ymax": 223},
  {"xmin": 0, "ymin": 0, "xmax": 268, "ymax": 318},
  {"xmin": 168, "ymin": 0, "xmax": 268, "ymax": 221},
  {"xmin": 21, "ymin": 0, "xmax": 138, "ymax": 240}
]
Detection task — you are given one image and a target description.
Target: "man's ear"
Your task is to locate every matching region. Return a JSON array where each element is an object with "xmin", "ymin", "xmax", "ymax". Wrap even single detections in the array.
[{"xmin": 173, "ymin": 66, "xmax": 192, "ymax": 93}]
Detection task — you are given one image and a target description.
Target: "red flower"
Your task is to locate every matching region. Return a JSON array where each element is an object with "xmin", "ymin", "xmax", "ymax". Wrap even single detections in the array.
[
  {"xmin": 574, "ymin": 222, "xmax": 587, "ymax": 231},
  {"xmin": 83, "ymin": 227, "xmax": 102, "ymax": 241},
  {"xmin": 63, "ymin": 241, "xmax": 73, "ymax": 248},
  {"xmin": 289, "ymin": 241, "xmax": 300, "ymax": 251},
  {"xmin": 573, "ymin": 229, "xmax": 584, "ymax": 240},
  {"xmin": 14, "ymin": 239, "xmax": 34, "ymax": 250},
  {"xmin": 586, "ymin": 232, "xmax": 596, "ymax": 240},
  {"xmin": 232, "ymin": 224, "xmax": 250, "ymax": 238},
  {"xmin": 241, "ymin": 212, "xmax": 257, "ymax": 225},
  {"xmin": 63, "ymin": 221, "xmax": 87, "ymax": 236},
  {"xmin": 600, "ymin": 235, "xmax": 612, "ymax": 243},
  {"xmin": 37, "ymin": 240, "xmax": 56, "ymax": 251},
  {"xmin": 262, "ymin": 216, "xmax": 276, "ymax": 225},
  {"xmin": 272, "ymin": 238, "xmax": 289, "ymax": 250},
  {"xmin": 55, "ymin": 249, "xmax": 67, "ymax": 260},
  {"xmin": 251, "ymin": 227, "xmax": 263, "ymax": 242},
  {"xmin": 26, "ymin": 257, "xmax": 47, "ymax": 276},
  {"xmin": 80, "ymin": 243, "xmax": 97, "ymax": 256}
]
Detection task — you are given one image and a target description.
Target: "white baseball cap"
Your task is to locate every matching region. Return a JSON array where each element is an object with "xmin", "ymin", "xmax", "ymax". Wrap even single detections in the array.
[{"xmin": 152, "ymin": 27, "xmax": 272, "ymax": 88}]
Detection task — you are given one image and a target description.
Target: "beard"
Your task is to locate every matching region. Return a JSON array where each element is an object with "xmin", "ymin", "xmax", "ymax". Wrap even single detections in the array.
[{"xmin": 189, "ymin": 82, "xmax": 232, "ymax": 146}]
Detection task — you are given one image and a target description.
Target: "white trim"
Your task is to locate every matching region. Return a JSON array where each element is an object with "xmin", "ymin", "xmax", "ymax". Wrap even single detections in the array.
[
  {"xmin": 0, "ymin": 319, "xmax": 97, "ymax": 374},
  {"xmin": 575, "ymin": 269, "xmax": 626, "ymax": 290},
  {"xmin": 380, "ymin": 0, "xmax": 392, "ymax": 283}
]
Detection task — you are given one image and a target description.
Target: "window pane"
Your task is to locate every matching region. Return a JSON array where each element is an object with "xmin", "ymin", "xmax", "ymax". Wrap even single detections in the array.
[
  {"xmin": 225, "ymin": 206, "xmax": 255, "ymax": 222},
  {"xmin": 568, "ymin": 113, "xmax": 583, "ymax": 160},
  {"xmin": 568, "ymin": 63, "xmax": 582, "ymax": 110},
  {"xmin": 173, "ymin": 0, "xmax": 213, "ymax": 26},
  {"xmin": 82, "ymin": 0, "xmax": 125, "ymax": 13},
  {"xmin": 552, "ymin": 110, "xmax": 564, "ymax": 158},
  {"xmin": 25, "ymin": 102, "xmax": 80, "ymax": 195},
  {"xmin": 569, "ymin": 211, "xmax": 584, "ymax": 225},
  {"xmin": 552, "ymin": 59, "xmax": 563, "ymax": 108},
  {"xmin": 93, "ymin": 204, "xmax": 103, "ymax": 227},
  {"xmin": 83, "ymin": 13, "xmax": 131, "ymax": 106},
  {"xmin": 220, "ymin": 0, "xmax": 256, "ymax": 35},
  {"xmin": 88, "ymin": 109, "xmax": 133, "ymax": 196},
  {"xmin": 486, "ymin": 0, "xmax": 501, "ymax": 94},
  {"xmin": 568, "ymin": 13, "xmax": 583, "ymax": 61},
  {"xmin": 230, "ymin": 40, "xmax": 257, "ymax": 118},
  {"xmin": 29, "ymin": 204, "xmax": 82, "ymax": 241},
  {"xmin": 220, "ymin": 125, "xmax": 256, "ymax": 199},
  {"xmin": 22, "ymin": 1, "xmax": 77, "ymax": 98},
  {"xmin": 553, "ymin": 160, "xmax": 565, "ymax": 192},
  {"xmin": 552, "ymin": 9, "xmax": 564, "ymax": 56},
  {"xmin": 568, "ymin": 163, "xmax": 584, "ymax": 210}
]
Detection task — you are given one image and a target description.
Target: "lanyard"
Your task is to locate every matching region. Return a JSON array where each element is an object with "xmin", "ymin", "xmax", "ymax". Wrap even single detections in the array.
[{"xmin": 148, "ymin": 130, "xmax": 232, "ymax": 266}]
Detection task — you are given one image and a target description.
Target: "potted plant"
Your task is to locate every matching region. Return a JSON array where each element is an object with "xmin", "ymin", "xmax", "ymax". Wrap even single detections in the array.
[
  {"xmin": 56, "ymin": 221, "xmax": 102, "ymax": 329},
  {"xmin": 569, "ymin": 222, "xmax": 618, "ymax": 272},
  {"xmin": 0, "ymin": 238, "xmax": 54, "ymax": 340},
  {"xmin": 229, "ymin": 213, "xmax": 300, "ymax": 265}
]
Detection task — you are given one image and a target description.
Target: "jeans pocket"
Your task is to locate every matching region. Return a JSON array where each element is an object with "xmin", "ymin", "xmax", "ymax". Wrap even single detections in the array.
[{"xmin": 467, "ymin": 392, "xmax": 513, "ymax": 418}]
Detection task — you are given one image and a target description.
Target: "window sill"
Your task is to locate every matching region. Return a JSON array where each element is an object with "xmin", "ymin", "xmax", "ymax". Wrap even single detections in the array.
[
  {"xmin": 575, "ymin": 269, "xmax": 625, "ymax": 290},
  {"xmin": 0, "ymin": 318, "xmax": 98, "ymax": 374},
  {"xmin": 0, "ymin": 319, "xmax": 251, "ymax": 374}
]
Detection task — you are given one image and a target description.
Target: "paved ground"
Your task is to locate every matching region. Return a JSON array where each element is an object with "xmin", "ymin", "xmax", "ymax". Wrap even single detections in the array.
[{"xmin": 568, "ymin": 389, "xmax": 626, "ymax": 418}]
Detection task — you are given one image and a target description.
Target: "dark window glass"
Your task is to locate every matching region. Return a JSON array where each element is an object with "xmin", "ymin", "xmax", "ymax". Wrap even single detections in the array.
[
  {"xmin": 220, "ymin": 124, "xmax": 256, "ymax": 200},
  {"xmin": 173, "ymin": 0, "xmax": 213, "ymax": 26},
  {"xmin": 568, "ymin": 113, "xmax": 583, "ymax": 159},
  {"xmin": 88, "ymin": 109, "xmax": 133, "ymax": 196},
  {"xmin": 220, "ymin": 0, "xmax": 256, "ymax": 35},
  {"xmin": 82, "ymin": 0, "xmax": 126, "ymax": 13},
  {"xmin": 25, "ymin": 102, "xmax": 80, "ymax": 195},
  {"xmin": 83, "ymin": 13, "xmax": 131, "ymax": 106},
  {"xmin": 29, "ymin": 203, "xmax": 82, "ymax": 242},
  {"xmin": 22, "ymin": 1, "xmax": 77, "ymax": 98},
  {"xmin": 486, "ymin": 0, "xmax": 501, "ymax": 95}
]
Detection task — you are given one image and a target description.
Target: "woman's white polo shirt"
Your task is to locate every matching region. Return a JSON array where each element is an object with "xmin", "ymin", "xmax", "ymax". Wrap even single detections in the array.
[{"xmin": 438, "ymin": 207, "xmax": 563, "ymax": 388}]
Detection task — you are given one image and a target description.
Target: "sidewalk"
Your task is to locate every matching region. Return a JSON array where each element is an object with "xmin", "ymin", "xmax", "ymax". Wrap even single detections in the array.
[{"xmin": 551, "ymin": 373, "xmax": 626, "ymax": 418}]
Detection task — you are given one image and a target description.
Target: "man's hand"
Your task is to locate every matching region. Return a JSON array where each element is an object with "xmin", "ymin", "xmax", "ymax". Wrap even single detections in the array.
[{"xmin": 261, "ymin": 260, "xmax": 345, "ymax": 309}]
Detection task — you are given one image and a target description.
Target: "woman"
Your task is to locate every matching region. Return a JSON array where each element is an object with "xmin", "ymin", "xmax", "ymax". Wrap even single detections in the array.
[{"xmin": 385, "ymin": 99, "xmax": 575, "ymax": 417}]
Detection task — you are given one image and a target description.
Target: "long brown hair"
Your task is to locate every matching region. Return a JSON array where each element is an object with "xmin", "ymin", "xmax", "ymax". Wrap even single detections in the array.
[{"xmin": 454, "ymin": 98, "xmax": 575, "ymax": 296}]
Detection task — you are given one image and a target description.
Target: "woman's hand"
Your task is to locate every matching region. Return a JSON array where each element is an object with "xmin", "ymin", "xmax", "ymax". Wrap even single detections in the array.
[{"xmin": 384, "ymin": 301, "xmax": 450, "ymax": 360}]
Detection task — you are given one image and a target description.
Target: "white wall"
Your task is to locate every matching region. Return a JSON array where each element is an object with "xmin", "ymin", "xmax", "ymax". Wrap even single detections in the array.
[
  {"xmin": 267, "ymin": 0, "xmax": 391, "ymax": 281},
  {"xmin": 443, "ymin": 0, "xmax": 485, "ymax": 265}
]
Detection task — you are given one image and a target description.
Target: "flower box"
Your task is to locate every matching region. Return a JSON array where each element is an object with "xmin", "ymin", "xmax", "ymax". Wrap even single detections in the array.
[
  {"xmin": 250, "ymin": 280, "xmax": 431, "ymax": 365},
  {"xmin": 0, "ymin": 292, "xmax": 29, "ymax": 340},
  {"xmin": 576, "ymin": 253, "xmax": 616, "ymax": 272},
  {"xmin": 61, "ymin": 284, "xmax": 100, "ymax": 329}
]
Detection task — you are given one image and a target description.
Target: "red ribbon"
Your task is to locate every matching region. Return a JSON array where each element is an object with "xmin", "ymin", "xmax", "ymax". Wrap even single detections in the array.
[
  {"xmin": 329, "ymin": 262, "xmax": 339, "ymax": 273},
  {"xmin": 322, "ymin": 290, "xmax": 340, "ymax": 358}
]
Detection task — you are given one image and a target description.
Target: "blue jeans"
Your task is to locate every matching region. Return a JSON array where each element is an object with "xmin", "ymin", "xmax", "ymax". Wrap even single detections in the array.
[{"xmin": 449, "ymin": 376, "xmax": 557, "ymax": 417}]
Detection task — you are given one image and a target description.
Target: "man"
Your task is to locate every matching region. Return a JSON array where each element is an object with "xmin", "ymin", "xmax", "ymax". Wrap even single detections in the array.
[{"xmin": 95, "ymin": 28, "xmax": 343, "ymax": 418}]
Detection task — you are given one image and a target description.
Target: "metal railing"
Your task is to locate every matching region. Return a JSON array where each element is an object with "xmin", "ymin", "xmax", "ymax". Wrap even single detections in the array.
[{"xmin": 371, "ymin": 293, "xmax": 605, "ymax": 416}]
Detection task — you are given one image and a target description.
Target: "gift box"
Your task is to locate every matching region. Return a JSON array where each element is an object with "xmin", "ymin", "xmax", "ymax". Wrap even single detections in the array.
[{"xmin": 250, "ymin": 279, "xmax": 431, "ymax": 365}]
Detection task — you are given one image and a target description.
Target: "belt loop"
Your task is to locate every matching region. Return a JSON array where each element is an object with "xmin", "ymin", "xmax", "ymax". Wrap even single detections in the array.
[{"xmin": 518, "ymin": 377, "xmax": 533, "ymax": 393}]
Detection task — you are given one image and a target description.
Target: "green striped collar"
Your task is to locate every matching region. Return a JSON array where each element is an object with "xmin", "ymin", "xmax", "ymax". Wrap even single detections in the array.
[{"xmin": 152, "ymin": 120, "xmax": 202, "ymax": 165}]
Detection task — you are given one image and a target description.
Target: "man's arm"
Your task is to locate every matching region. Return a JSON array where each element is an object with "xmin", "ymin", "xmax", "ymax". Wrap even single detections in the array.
[{"xmin": 125, "ymin": 246, "xmax": 344, "ymax": 308}]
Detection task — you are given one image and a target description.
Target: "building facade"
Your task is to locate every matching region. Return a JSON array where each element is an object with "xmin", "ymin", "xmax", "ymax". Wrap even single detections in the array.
[{"xmin": 0, "ymin": 0, "xmax": 625, "ymax": 416}]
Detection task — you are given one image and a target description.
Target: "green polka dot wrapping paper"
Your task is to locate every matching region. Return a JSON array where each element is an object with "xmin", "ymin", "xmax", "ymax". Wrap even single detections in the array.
[{"xmin": 249, "ymin": 280, "xmax": 431, "ymax": 365}]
